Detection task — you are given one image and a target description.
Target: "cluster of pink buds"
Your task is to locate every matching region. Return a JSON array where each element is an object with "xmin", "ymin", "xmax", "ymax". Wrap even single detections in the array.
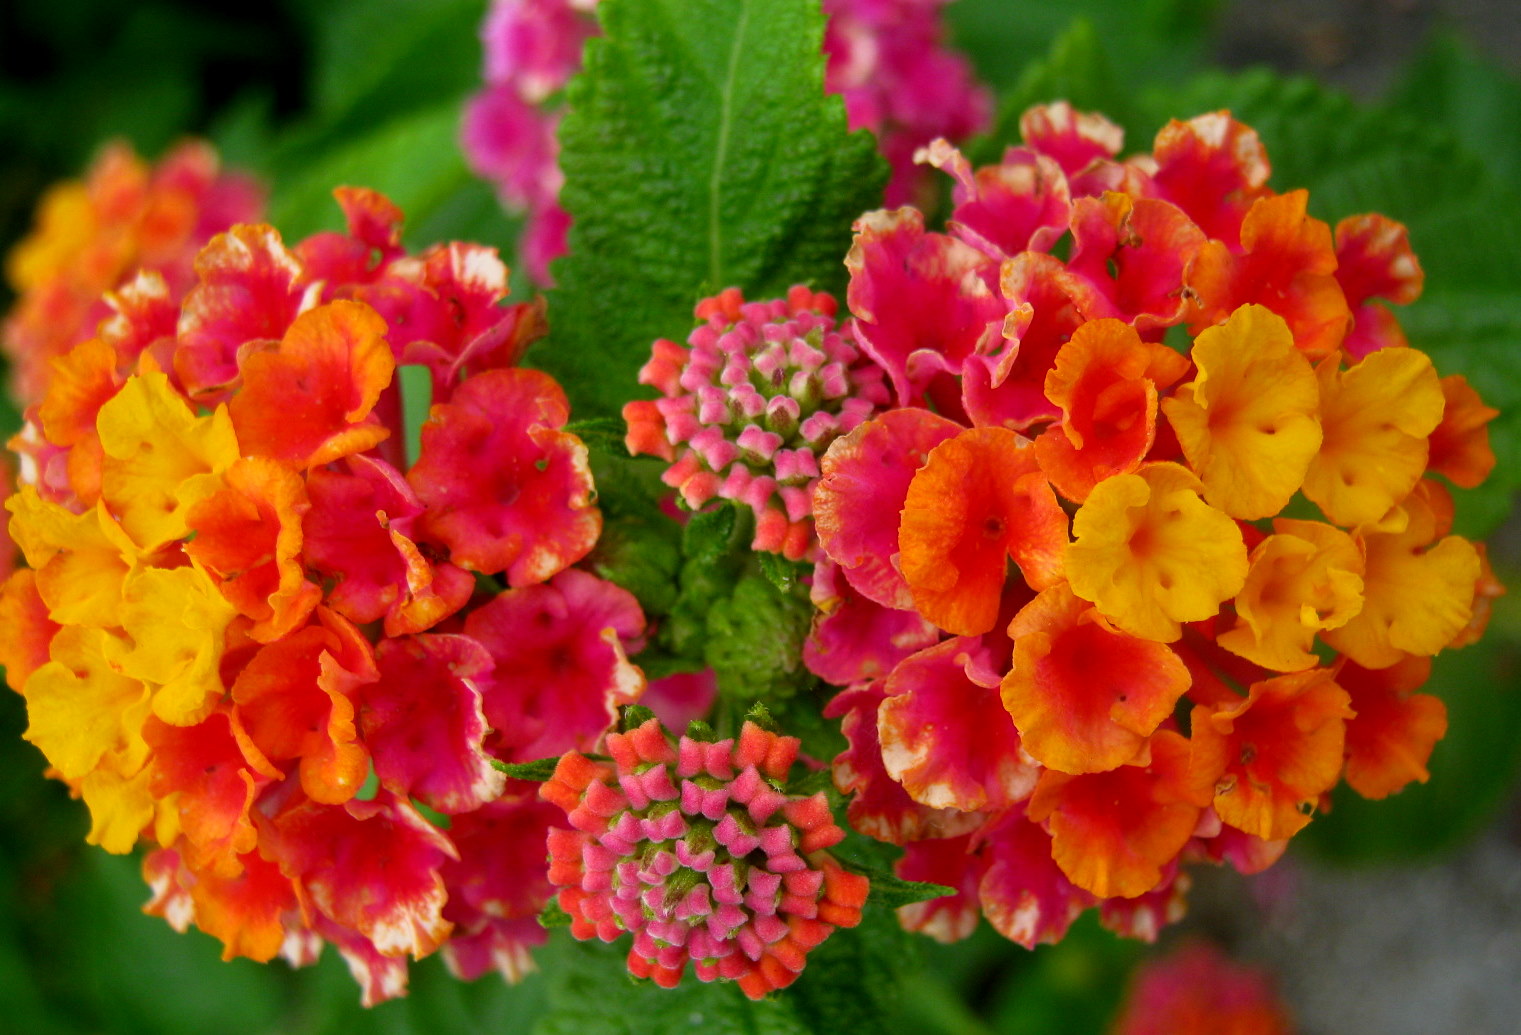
[
  {"xmin": 623, "ymin": 286, "xmax": 890, "ymax": 560},
  {"xmin": 542, "ymin": 715, "xmax": 869, "ymax": 999}
]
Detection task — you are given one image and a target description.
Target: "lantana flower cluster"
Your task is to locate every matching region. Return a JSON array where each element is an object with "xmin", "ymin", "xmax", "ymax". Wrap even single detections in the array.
[
  {"xmin": 541, "ymin": 714, "xmax": 868, "ymax": 999},
  {"xmin": 3, "ymin": 140, "xmax": 263, "ymax": 407},
  {"xmin": 0, "ymin": 187, "xmax": 653, "ymax": 1004},
  {"xmin": 462, "ymin": 0, "xmax": 990, "ymax": 282},
  {"xmin": 798, "ymin": 105, "xmax": 1501, "ymax": 949}
]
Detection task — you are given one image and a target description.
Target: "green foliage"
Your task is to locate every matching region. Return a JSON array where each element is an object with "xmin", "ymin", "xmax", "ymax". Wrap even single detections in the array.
[
  {"xmin": 267, "ymin": 101, "xmax": 480, "ymax": 245},
  {"xmin": 971, "ymin": 19, "xmax": 1135, "ymax": 166},
  {"xmin": 533, "ymin": 936, "xmax": 812, "ymax": 1035},
  {"xmin": 704, "ymin": 574, "xmax": 816, "ymax": 702},
  {"xmin": 538, "ymin": 0, "xmax": 888, "ymax": 419},
  {"xmin": 491, "ymin": 756, "xmax": 562, "ymax": 782}
]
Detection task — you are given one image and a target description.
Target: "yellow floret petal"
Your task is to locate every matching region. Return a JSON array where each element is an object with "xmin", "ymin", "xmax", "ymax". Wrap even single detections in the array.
[
  {"xmin": 1161, "ymin": 304, "xmax": 1322, "ymax": 519},
  {"xmin": 96, "ymin": 373, "xmax": 241, "ymax": 548},
  {"xmin": 1066, "ymin": 462, "xmax": 1248, "ymax": 642},
  {"xmin": 1301, "ymin": 347, "xmax": 1444, "ymax": 528}
]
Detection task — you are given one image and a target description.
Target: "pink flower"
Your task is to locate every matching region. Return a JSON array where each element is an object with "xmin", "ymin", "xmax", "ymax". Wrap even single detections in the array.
[{"xmin": 542, "ymin": 716, "xmax": 869, "ymax": 998}]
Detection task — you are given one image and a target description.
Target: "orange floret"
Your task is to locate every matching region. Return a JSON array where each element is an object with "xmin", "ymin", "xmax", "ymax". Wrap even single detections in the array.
[
  {"xmin": 1338, "ymin": 656, "xmax": 1446, "ymax": 800},
  {"xmin": 1185, "ymin": 190, "xmax": 1351, "ymax": 360},
  {"xmin": 1027, "ymin": 729, "xmax": 1210, "ymax": 899},
  {"xmin": 1035, "ymin": 318, "xmax": 1189, "ymax": 502},
  {"xmin": 1003, "ymin": 582, "xmax": 1191, "ymax": 774},
  {"xmin": 1190, "ymin": 667, "xmax": 1353, "ymax": 841},
  {"xmin": 1160, "ymin": 304, "xmax": 1322, "ymax": 519},
  {"xmin": 1426, "ymin": 374, "xmax": 1498, "ymax": 490},
  {"xmin": 898, "ymin": 426, "xmax": 1068, "ymax": 635},
  {"xmin": 228, "ymin": 300, "xmax": 395, "ymax": 469}
]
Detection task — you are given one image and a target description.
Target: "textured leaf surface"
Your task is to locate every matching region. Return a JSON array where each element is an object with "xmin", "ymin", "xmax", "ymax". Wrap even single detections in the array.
[{"xmin": 539, "ymin": 0, "xmax": 888, "ymax": 418}]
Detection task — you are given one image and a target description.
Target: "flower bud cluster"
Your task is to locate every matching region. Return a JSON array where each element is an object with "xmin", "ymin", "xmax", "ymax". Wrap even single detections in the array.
[
  {"xmin": 543, "ymin": 716, "xmax": 868, "ymax": 998},
  {"xmin": 625, "ymin": 286, "xmax": 890, "ymax": 560}
]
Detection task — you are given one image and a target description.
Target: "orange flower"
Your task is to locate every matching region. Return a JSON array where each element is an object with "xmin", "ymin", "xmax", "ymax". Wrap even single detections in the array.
[
  {"xmin": 1027, "ymin": 730, "xmax": 1210, "ymax": 899},
  {"xmin": 228, "ymin": 300, "xmax": 395, "ymax": 469},
  {"xmin": 1035, "ymin": 318, "xmax": 1189, "ymax": 502},
  {"xmin": 1161, "ymin": 304, "xmax": 1322, "ymax": 519},
  {"xmin": 898, "ymin": 426, "xmax": 1067, "ymax": 635},
  {"xmin": 1185, "ymin": 190, "xmax": 1350, "ymax": 359},
  {"xmin": 1065, "ymin": 462, "xmax": 1246, "ymax": 642},
  {"xmin": 1338, "ymin": 656, "xmax": 1446, "ymax": 800},
  {"xmin": 186, "ymin": 457, "xmax": 322, "ymax": 643},
  {"xmin": 1191, "ymin": 668, "xmax": 1352, "ymax": 841},
  {"xmin": 1002, "ymin": 582, "xmax": 1191, "ymax": 774},
  {"xmin": 1427, "ymin": 374, "xmax": 1498, "ymax": 489}
]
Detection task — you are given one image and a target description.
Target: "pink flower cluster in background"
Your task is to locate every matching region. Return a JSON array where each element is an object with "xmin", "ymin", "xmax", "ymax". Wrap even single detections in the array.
[{"xmin": 462, "ymin": 0, "xmax": 990, "ymax": 283}]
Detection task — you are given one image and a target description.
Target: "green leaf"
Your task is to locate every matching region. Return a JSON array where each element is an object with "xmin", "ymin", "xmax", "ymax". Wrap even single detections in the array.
[
  {"xmin": 490, "ymin": 757, "xmax": 562, "ymax": 782},
  {"xmin": 704, "ymin": 574, "xmax": 816, "ymax": 702},
  {"xmin": 1391, "ymin": 32, "xmax": 1521, "ymax": 187},
  {"xmin": 565, "ymin": 417, "xmax": 634, "ymax": 457},
  {"xmin": 539, "ymin": 900, "xmax": 573, "ymax": 930},
  {"xmin": 267, "ymin": 101, "xmax": 478, "ymax": 246},
  {"xmin": 970, "ymin": 19, "xmax": 1135, "ymax": 167},
  {"xmin": 307, "ymin": 0, "xmax": 485, "ymax": 129},
  {"xmin": 533, "ymin": 937, "xmax": 812, "ymax": 1035},
  {"xmin": 539, "ymin": 0, "xmax": 889, "ymax": 419},
  {"xmin": 757, "ymin": 552, "xmax": 807, "ymax": 593},
  {"xmin": 683, "ymin": 504, "xmax": 740, "ymax": 565},
  {"xmin": 862, "ymin": 872, "xmax": 955, "ymax": 911}
]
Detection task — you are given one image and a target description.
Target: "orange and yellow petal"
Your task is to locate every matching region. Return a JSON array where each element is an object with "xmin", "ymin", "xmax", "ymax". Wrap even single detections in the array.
[
  {"xmin": 1066, "ymin": 462, "xmax": 1246, "ymax": 642},
  {"xmin": 1338, "ymin": 656, "xmax": 1446, "ymax": 800},
  {"xmin": 1322, "ymin": 481, "xmax": 1480, "ymax": 668},
  {"xmin": 1027, "ymin": 730, "xmax": 1209, "ymax": 899},
  {"xmin": 228, "ymin": 300, "xmax": 395, "ymax": 469},
  {"xmin": 1190, "ymin": 668, "xmax": 1352, "ymax": 841},
  {"xmin": 186, "ymin": 456, "xmax": 321, "ymax": 642},
  {"xmin": 1427, "ymin": 374, "xmax": 1498, "ymax": 490},
  {"xmin": 1036, "ymin": 318, "xmax": 1187, "ymax": 502},
  {"xmin": 1217, "ymin": 518, "xmax": 1364, "ymax": 672},
  {"xmin": 1301, "ymin": 347, "xmax": 1444, "ymax": 527},
  {"xmin": 96, "ymin": 372, "xmax": 240, "ymax": 548},
  {"xmin": 109, "ymin": 564, "xmax": 235, "ymax": 726},
  {"xmin": 1161, "ymin": 304, "xmax": 1321, "ymax": 519}
]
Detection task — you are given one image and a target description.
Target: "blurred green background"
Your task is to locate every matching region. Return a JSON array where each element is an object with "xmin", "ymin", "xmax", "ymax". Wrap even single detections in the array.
[{"xmin": 2, "ymin": 1, "xmax": 1520, "ymax": 1031}]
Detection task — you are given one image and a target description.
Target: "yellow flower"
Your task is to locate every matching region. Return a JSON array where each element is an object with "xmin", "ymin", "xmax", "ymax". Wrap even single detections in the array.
[
  {"xmin": 1323, "ymin": 481, "xmax": 1480, "ymax": 668},
  {"xmin": 108, "ymin": 565, "xmax": 236, "ymax": 726},
  {"xmin": 24, "ymin": 625, "xmax": 150, "ymax": 780},
  {"xmin": 1161, "ymin": 304, "xmax": 1321, "ymax": 519},
  {"xmin": 1218, "ymin": 519, "xmax": 1364, "ymax": 671},
  {"xmin": 1301, "ymin": 347, "xmax": 1444, "ymax": 527},
  {"xmin": 1066, "ymin": 462, "xmax": 1247, "ymax": 641},
  {"xmin": 97, "ymin": 372, "xmax": 240, "ymax": 548},
  {"xmin": 7, "ymin": 489, "xmax": 139, "ymax": 627}
]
